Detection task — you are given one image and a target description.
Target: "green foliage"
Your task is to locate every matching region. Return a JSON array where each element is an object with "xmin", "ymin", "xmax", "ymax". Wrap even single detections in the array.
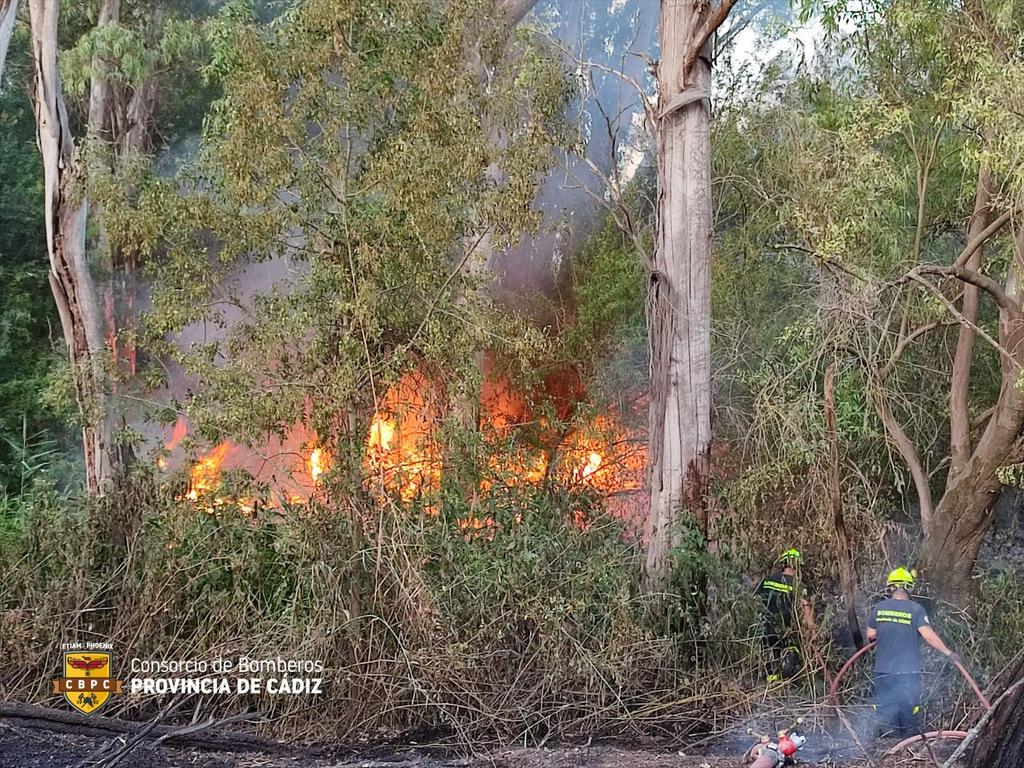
[
  {"xmin": 105, "ymin": 0, "xmax": 573, "ymax": 471},
  {"xmin": 61, "ymin": 17, "xmax": 202, "ymax": 95},
  {"xmin": 708, "ymin": 0, "xmax": 1024, "ymax": 548}
]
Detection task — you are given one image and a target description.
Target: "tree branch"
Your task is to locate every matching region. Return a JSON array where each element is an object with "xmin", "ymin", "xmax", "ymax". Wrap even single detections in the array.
[
  {"xmin": 681, "ymin": 0, "xmax": 738, "ymax": 85},
  {"xmin": 910, "ymin": 264, "xmax": 1023, "ymax": 321},
  {"xmin": 878, "ymin": 320, "xmax": 951, "ymax": 380},
  {"xmin": 905, "ymin": 273, "xmax": 1020, "ymax": 370},
  {"xmin": 953, "ymin": 205, "xmax": 1016, "ymax": 269},
  {"xmin": 869, "ymin": 378, "xmax": 935, "ymax": 526},
  {"xmin": 950, "ymin": 169, "xmax": 991, "ymax": 478}
]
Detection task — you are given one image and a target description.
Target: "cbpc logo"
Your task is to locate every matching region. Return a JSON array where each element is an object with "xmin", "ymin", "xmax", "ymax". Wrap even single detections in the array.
[{"xmin": 51, "ymin": 642, "xmax": 124, "ymax": 715}]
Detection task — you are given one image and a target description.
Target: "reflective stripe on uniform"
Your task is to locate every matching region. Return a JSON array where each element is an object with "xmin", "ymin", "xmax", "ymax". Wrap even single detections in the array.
[
  {"xmin": 876, "ymin": 608, "xmax": 914, "ymax": 626},
  {"xmin": 762, "ymin": 580, "xmax": 793, "ymax": 593}
]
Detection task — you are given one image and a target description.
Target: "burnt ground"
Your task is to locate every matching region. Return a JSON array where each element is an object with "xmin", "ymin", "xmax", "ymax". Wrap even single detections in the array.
[{"xmin": 0, "ymin": 720, "xmax": 965, "ymax": 768}]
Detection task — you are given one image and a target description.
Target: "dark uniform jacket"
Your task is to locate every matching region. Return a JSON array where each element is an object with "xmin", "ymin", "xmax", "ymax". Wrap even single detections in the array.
[
  {"xmin": 758, "ymin": 571, "xmax": 801, "ymax": 632},
  {"xmin": 867, "ymin": 597, "xmax": 930, "ymax": 674}
]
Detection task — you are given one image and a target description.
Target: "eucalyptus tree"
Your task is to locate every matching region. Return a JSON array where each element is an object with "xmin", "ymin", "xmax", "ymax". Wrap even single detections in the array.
[
  {"xmin": 25, "ymin": 0, "xmax": 203, "ymax": 491},
  {"xmin": 644, "ymin": 0, "xmax": 737, "ymax": 588},
  {"xmin": 0, "ymin": 0, "xmax": 16, "ymax": 83}
]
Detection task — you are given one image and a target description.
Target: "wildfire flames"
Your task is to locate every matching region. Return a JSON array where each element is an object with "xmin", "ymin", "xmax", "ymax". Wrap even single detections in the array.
[{"xmin": 162, "ymin": 367, "xmax": 647, "ymax": 525}]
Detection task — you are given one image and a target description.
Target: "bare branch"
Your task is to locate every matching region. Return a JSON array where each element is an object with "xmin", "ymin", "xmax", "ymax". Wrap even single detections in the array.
[
  {"xmin": 910, "ymin": 264, "xmax": 1023, "ymax": 321},
  {"xmin": 877, "ymin": 320, "xmax": 951, "ymax": 380},
  {"xmin": 905, "ymin": 273, "xmax": 1021, "ymax": 371},
  {"xmin": 953, "ymin": 204, "xmax": 1016, "ymax": 269},
  {"xmin": 869, "ymin": 377, "xmax": 935, "ymax": 526}
]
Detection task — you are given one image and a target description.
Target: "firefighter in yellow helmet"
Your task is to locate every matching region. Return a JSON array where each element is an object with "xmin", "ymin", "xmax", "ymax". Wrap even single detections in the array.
[
  {"xmin": 757, "ymin": 548, "xmax": 816, "ymax": 681},
  {"xmin": 866, "ymin": 567, "xmax": 961, "ymax": 738}
]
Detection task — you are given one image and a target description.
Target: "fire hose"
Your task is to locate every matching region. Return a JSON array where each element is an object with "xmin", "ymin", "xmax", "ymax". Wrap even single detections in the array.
[{"xmin": 825, "ymin": 641, "xmax": 993, "ymax": 755}]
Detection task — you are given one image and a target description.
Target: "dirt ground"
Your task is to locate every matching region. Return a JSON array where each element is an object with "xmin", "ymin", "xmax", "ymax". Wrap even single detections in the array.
[{"xmin": 0, "ymin": 720, "xmax": 962, "ymax": 768}]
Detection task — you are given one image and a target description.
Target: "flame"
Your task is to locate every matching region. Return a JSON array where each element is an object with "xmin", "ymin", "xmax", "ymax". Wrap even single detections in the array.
[
  {"xmin": 362, "ymin": 368, "xmax": 647, "ymax": 527},
  {"xmin": 581, "ymin": 451, "xmax": 602, "ymax": 480},
  {"xmin": 364, "ymin": 369, "xmax": 441, "ymax": 504},
  {"xmin": 172, "ymin": 364, "xmax": 647, "ymax": 527},
  {"xmin": 368, "ymin": 416, "xmax": 396, "ymax": 452},
  {"xmin": 186, "ymin": 440, "xmax": 234, "ymax": 502},
  {"xmin": 157, "ymin": 416, "xmax": 189, "ymax": 470},
  {"xmin": 308, "ymin": 447, "xmax": 328, "ymax": 483}
]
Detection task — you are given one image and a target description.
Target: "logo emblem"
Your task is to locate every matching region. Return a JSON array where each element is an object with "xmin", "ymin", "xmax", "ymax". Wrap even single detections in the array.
[{"xmin": 52, "ymin": 651, "xmax": 123, "ymax": 715}]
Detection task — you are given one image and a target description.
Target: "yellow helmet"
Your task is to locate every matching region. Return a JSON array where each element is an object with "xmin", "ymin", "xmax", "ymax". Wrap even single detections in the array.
[
  {"xmin": 779, "ymin": 548, "xmax": 802, "ymax": 564},
  {"xmin": 887, "ymin": 567, "xmax": 915, "ymax": 589}
]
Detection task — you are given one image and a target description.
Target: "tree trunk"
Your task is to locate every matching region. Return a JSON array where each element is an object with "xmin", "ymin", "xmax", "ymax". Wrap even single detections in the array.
[
  {"xmin": 949, "ymin": 168, "xmax": 991, "ymax": 479},
  {"xmin": 968, "ymin": 655, "xmax": 1024, "ymax": 768},
  {"xmin": 449, "ymin": 0, "xmax": 537, "ymax": 435},
  {"xmin": 824, "ymin": 362, "xmax": 863, "ymax": 648},
  {"xmin": 644, "ymin": 0, "xmax": 714, "ymax": 589},
  {"xmin": 922, "ymin": 227, "xmax": 1024, "ymax": 600},
  {"xmin": 0, "ymin": 0, "xmax": 16, "ymax": 85},
  {"xmin": 29, "ymin": 0, "xmax": 115, "ymax": 493}
]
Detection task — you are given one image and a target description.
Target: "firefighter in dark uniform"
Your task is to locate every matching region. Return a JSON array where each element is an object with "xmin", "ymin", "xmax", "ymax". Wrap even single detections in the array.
[
  {"xmin": 866, "ymin": 567, "xmax": 961, "ymax": 738},
  {"xmin": 757, "ymin": 548, "xmax": 815, "ymax": 681}
]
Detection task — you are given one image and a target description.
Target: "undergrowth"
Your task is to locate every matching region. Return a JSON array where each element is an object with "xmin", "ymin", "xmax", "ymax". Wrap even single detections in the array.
[{"xmin": 0, "ymin": 470, "xmax": 763, "ymax": 745}]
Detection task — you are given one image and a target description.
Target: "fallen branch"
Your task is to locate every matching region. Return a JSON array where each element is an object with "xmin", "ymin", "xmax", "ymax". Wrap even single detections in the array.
[
  {"xmin": 78, "ymin": 697, "xmax": 185, "ymax": 768},
  {"xmin": 884, "ymin": 730, "xmax": 968, "ymax": 756}
]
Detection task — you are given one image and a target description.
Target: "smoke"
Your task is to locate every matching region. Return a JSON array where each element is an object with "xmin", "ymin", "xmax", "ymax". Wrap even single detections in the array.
[{"xmin": 492, "ymin": 0, "xmax": 658, "ymax": 322}]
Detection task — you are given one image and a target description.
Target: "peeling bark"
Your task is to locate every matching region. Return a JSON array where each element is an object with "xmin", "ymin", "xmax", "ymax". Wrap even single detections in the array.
[
  {"xmin": 0, "ymin": 0, "xmax": 17, "ymax": 85},
  {"xmin": 29, "ymin": 0, "xmax": 117, "ymax": 492},
  {"xmin": 644, "ymin": 0, "xmax": 717, "ymax": 589}
]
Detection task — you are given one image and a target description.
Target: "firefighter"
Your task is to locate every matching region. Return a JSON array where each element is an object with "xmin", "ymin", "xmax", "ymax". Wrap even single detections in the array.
[
  {"xmin": 866, "ymin": 567, "xmax": 961, "ymax": 738},
  {"xmin": 757, "ymin": 548, "xmax": 816, "ymax": 681}
]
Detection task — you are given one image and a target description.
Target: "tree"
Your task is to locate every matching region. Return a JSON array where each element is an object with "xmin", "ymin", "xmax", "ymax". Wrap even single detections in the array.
[
  {"xmin": 450, "ymin": 0, "xmax": 539, "ymax": 435},
  {"xmin": 644, "ymin": 0, "xmax": 736, "ymax": 588},
  {"xmin": 967, "ymin": 655, "xmax": 1024, "ymax": 768},
  {"xmin": 111, "ymin": 0, "xmax": 569, "ymax": 493},
  {"xmin": 0, "ymin": 30, "xmax": 66, "ymax": 492},
  {"xmin": 25, "ymin": 0, "xmax": 203, "ymax": 492},
  {"xmin": 28, "ymin": 0, "xmax": 115, "ymax": 493},
  {"xmin": 713, "ymin": 0, "xmax": 1024, "ymax": 602},
  {"xmin": 0, "ymin": 0, "xmax": 16, "ymax": 84}
]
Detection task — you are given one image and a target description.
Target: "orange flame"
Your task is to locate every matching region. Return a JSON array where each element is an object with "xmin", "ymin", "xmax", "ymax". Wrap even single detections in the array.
[
  {"xmin": 186, "ymin": 440, "xmax": 234, "ymax": 502},
  {"xmin": 157, "ymin": 417, "xmax": 189, "ymax": 470},
  {"xmin": 174, "ymin": 366, "xmax": 646, "ymax": 528},
  {"xmin": 308, "ymin": 447, "xmax": 328, "ymax": 483}
]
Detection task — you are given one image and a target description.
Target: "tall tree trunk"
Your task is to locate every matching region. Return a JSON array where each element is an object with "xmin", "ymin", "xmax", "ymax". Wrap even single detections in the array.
[
  {"xmin": 450, "ymin": 0, "xmax": 537, "ymax": 435},
  {"xmin": 644, "ymin": 0, "xmax": 716, "ymax": 589},
  {"xmin": 921, "ymin": 226, "xmax": 1024, "ymax": 599},
  {"xmin": 824, "ymin": 362, "xmax": 863, "ymax": 648},
  {"xmin": 0, "ymin": 0, "xmax": 16, "ymax": 85},
  {"xmin": 29, "ymin": 0, "xmax": 116, "ymax": 492}
]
